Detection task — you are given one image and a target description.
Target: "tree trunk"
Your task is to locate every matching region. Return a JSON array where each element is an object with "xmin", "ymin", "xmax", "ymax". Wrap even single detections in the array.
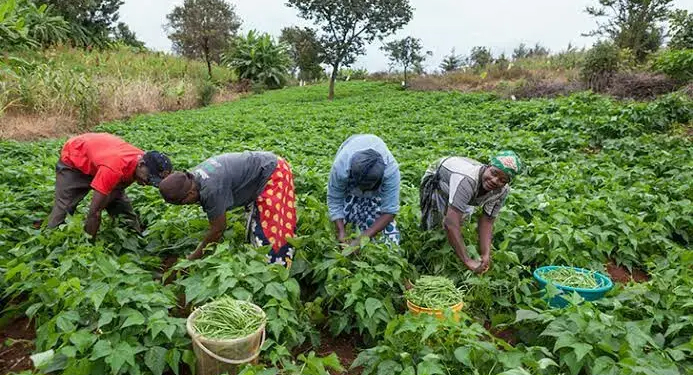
[
  {"xmin": 328, "ymin": 63, "xmax": 339, "ymax": 100},
  {"xmin": 403, "ymin": 67, "xmax": 408, "ymax": 88},
  {"xmin": 206, "ymin": 57, "xmax": 212, "ymax": 79}
]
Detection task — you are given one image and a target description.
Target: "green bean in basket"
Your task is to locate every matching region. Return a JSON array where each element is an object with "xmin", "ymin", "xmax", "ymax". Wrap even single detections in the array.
[
  {"xmin": 540, "ymin": 268, "xmax": 600, "ymax": 289},
  {"xmin": 405, "ymin": 276, "xmax": 466, "ymax": 309},
  {"xmin": 192, "ymin": 297, "xmax": 265, "ymax": 339}
]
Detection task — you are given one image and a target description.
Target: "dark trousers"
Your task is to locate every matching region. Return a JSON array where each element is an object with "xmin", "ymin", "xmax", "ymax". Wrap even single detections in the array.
[{"xmin": 47, "ymin": 161, "xmax": 140, "ymax": 231}]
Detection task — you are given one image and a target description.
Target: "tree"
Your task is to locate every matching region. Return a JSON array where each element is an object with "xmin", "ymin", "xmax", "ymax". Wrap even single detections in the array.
[
  {"xmin": 439, "ymin": 48, "xmax": 463, "ymax": 72},
  {"xmin": 286, "ymin": 0, "xmax": 413, "ymax": 100},
  {"xmin": 113, "ymin": 22, "xmax": 145, "ymax": 48},
  {"xmin": 45, "ymin": 0, "xmax": 123, "ymax": 45},
  {"xmin": 165, "ymin": 0, "xmax": 242, "ymax": 78},
  {"xmin": 468, "ymin": 46, "xmax": 493, "ymax": 69},
  {"xmin": 279, "ymin": 26, "xmax": 324, "ymax": 81},
  {"xmin": 222, "ymin": 30, "xmax": 292, "ymax": 89},
  {"xmin": 584, "ymin": 0, "xmax": 673, "ymax": 61},
  {"xmin": 668, "ymin": 9, "xmax": 693, "ymax": 49},
  {"xmin": 512, "ymin": 43, "xmax": 529, "ymax": 60},
  {"xmin": 381, "ymin": 36, "xmax": 431, "ymax": 87}
]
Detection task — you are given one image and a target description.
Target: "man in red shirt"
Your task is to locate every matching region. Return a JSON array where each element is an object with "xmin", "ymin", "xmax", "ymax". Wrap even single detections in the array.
[{"xmin": 47, "ymin": 133, "xmax": 173, "ymax": 237}]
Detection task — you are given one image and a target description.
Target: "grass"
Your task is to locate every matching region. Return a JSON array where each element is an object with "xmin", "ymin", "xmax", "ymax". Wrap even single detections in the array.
[{"xmin": 0, "ymin": 45, "xmax": 239, "ymax": 140}]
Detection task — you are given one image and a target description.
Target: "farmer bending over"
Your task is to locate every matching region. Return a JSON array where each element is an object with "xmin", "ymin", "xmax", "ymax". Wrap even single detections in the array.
[
  {"xmin": 328, "ymin": 134, "xmax": 401, "ymax": 246},
  {"xmin": 47, "ymin": 132, "xmax": 172, "ymax": 237},
  {"xmin": 158, "ymin": 152, "xmax": 297, "ymax": 268},
  {"xmin": 419, "ymin": 151, "xmax": 523, "ymax": 274}
]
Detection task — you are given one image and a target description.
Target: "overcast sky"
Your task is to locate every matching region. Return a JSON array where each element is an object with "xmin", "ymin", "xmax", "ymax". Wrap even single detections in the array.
[{"xmin": 120, "ymin": 0, "xmax": 693, "ymax": 72}]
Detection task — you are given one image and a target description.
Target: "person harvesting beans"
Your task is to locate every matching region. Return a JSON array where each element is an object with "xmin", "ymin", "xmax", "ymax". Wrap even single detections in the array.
[{"xmin": 419, "ymin": 151, "xmax": 523, "ymax": 274}]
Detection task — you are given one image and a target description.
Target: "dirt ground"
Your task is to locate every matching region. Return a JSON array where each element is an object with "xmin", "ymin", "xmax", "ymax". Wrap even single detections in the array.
[
  {"xmin": 606, "ymin": 260, "xmax": 649, "ymax": 283},
  {"xmin": 0, "ymin": 317, "xmax": 35, "ymax": 375}
]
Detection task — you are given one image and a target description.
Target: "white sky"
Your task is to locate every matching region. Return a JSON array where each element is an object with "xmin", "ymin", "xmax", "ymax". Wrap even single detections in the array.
[{"xmin": 120, "ymin": 0, "xmax": 693, "ymax": 72}]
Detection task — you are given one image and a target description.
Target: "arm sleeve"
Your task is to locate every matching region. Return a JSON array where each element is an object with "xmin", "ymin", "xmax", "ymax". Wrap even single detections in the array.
[
  {"xmin": 91, "ymin": 166, "xmax": 122, "ymax": 195},
  {"xmin": 483, "ymin": 188, "xmax": 509, "ymax": 218},
  {"xmin": 379, "ymin": 165, "xmax": 400, "ymax": 215},
  {"xmin": 449, "ymin": 174, "xmax": 475, "ymax": 214},
  {"xmin": 327, "ymin": 157, "xmax": 349, "ymax": 221},
  {"xmin": 202, "ymin": 189, "xmax": 230, "ymax": 221}
]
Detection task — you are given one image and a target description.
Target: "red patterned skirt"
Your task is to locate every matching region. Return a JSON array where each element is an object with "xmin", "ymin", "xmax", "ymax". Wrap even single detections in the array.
[{"xmin": 247, "ymin": 158, "xmax": 297, "ymax": 268}]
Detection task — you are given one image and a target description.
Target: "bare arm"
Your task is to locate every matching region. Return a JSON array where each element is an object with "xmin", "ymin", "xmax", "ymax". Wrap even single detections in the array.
[
  {"xmin": 477, "ymin": 214, "xmax": 495, "ymax": 273},
  {"xmin": 362, "ymin": 213, "xmax": 395, "ymax": 239},
  {"xmin": 85, "ymin": 191, "xmax": 111, "ymax": 238},
  {"xmin": 188, "ymin": 214, "xmax": 227, "ymax": 260},
  {"xmin": 443, "ymin": 207, "xmax": 479, "ymax": 271},
  {"xmin": 334, "ymin": 219, "xmax": 347, "ymax": 242}
]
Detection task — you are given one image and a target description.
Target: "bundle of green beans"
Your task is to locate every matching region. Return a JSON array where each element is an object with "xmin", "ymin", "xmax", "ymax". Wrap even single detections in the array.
[
  {"xmin": 540, "ymin": 268, "xmax": 600, "ymax": 289},
  {"xmin": 192, "ymin": 297, "xmax": 265, "ymax": 339},
  {"xmin": 404, "ymin": 276, "xmax": 466, "ymax": 309}
]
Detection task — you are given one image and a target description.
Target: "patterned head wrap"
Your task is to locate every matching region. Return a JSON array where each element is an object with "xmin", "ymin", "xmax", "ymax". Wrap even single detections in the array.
[{"xmin": 490, "ymin": 150, "xmax": 523, "ymax": 180}]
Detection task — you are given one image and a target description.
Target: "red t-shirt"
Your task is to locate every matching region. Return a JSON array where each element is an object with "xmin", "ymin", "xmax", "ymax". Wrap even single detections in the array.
[{"xmin": 60, "ymin": 133, "xmax": 144, "ymax": 195}]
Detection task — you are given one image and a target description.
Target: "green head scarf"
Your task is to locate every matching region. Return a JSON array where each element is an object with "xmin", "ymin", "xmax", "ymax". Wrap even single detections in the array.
[{"xmin": 490, "ymin": 151, "xmax": 523, "ymax": 180}]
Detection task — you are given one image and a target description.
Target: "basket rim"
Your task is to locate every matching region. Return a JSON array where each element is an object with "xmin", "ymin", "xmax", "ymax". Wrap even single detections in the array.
[
  {"xmin": 406, "ymin": 299, "xmax": 464, "ymax": 312},
  {"xmin": 533, "ymin": 265, "xmax": 614, "ymax": 294},
  {"xmin": 186, "ymin": 299, "xmax": 266, "ymax": 344}
]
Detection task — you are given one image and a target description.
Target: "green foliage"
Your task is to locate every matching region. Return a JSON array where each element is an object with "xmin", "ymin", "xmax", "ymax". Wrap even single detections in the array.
[
  {"xmin": 113, "ymin": 22, "xmax": 145, "ymax": 49},
  {"xmin": 651, "ymin": 49, "xmax": 693, "ymax": 82},
  {"xmin": 1, "ymin": 82, "xmax": 691, "ymax": 375},
  {"xmin": 439, "ymin": 48, "xmax": 463, "ymax": 72},
  {"xmin": 165, "ymin": 0, "xmax": 242, "ymax": 78},
  {"xmin": 286, "ymin": 0, "xmax": 413, "ymax": 99},
  {"xmin": 512, "ymin": 43, "xmax": 551, "ymax": 60},
  {"xmin": 196, "ymin": 79, "xmax": 217, "ymax": 106},
  {"xmin": 0, "ymin": 0, "xmax": 70, "ymax": 50},
  {"xmin": 223, "ymin": 30, "xmax": 291, "ymax": 89},
  {"xmin": 584, "ymin": 0, "xmax": 673, "ymax": 61},
  {"xmin": 45, "ymin": 0, "xmax": 122, "ymax": 48},
  {"xmin": 580, "ymin": 40, "xmax": 621, "ymax": 91},
  {"xmin": 279, "ymin": 26, "xmax": 324, "ymax": 82},
  {"xmin": 668, "ymin": 9, "xmax": 693, "ymax": 50},
  {"xmin": 381, "ymin": 36, "xmax": 431, "ymax": 86},
  {"xmin": 468, "ymin": 46, "xmax": 493, "ymax": 70}
]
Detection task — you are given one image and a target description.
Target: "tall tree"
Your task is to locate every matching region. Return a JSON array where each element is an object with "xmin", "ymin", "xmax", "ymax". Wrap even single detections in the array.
[
  {"xmin": 381, "ymin": 36, "xmax": 431, "ymax": 87},
  {"xmin": 512, "ymin": 43, "xmax": 529, "ymax": 60},
  {"xmin": 46, "ymin": 0, "xmax": 123, "ymax": 44},
  {"xmin": 584, "ymin": 0, "xmax": 673, "ymax": 61},
  {"xmin": 668, "ymin": 9, "xmax": 693, "ymax": 49},
  {"xmin": 113, "ymin": 22, "xmax": 145, "ymax": 48},
  {"xmin": 468, "ymin": 46, "xmax": 493, "ymax": 69},
  {"xmin": 439, "ymin": 48, "xmax": 463, "ymax": 72},
  {"xmin": 286, "ymin": 0, "xmax": 413, "ymax": 100},
  {"xmin": 279, "ymin": 26, "xmax": 324, "ymax": 81},
  {"xmin": 165, "ymin": 0, "xmax": 242, "ymax": 78}
]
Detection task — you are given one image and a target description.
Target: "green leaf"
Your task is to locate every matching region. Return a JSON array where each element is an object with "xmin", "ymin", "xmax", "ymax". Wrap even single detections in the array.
[
  {"xmin": 69, "ymin": 330, "xmax": 97, "ymax": 353},
  {"xmin": 30, "ymin": 349, "xmax": 55, "ymax": 368},
  {"xmin": 265, "ymin": 282, "xmax": 288, "ymax": 300},
  {"xmin": 554, "ymin": 334, "xmax": 577, "ymax": 351},
  {"xmin": 377, "ymin": 360, "xmax": 402, "ymax": 375},
  {"xmin": 105, "ymin": 341, "xmax": 137, "ymax": 374},
  {"xmin": 87, "ymin": 282, "xmax": 110, "ymax": 310},
  {"xmin": 514, "ymin": 309, "xmax": 539, "ymax": 322},
  {"xmin": 454, "ymin": 346, "xmax": 472, "ymax": 367},
  {"xmin": 98, "ymin": 309, "xmax": 116, "ymax": 328},
  {"xmin": 120, "ymin": 308, "xmax": 146, "ymax": 328},
  {"xmin": 144, "ymin": 346, "xmax": 168, "ymax": 375},
  {"xmin": 166, "ymin": 348, "xmax": 181, "ymax": 375},
  {"xmin": 570, "ymin": 343, "xmax": 593, "ymax": 362},
  {"xmin": 90, "ymin": 340, "xmax": 112, "ymax": 360},
  {"xmin": 365, "ymin": 298, "xmax": 382, "ymax": 318},
  {"xmin": 56, "ymin": 310, "xmax": 80, "ymax": 332}
]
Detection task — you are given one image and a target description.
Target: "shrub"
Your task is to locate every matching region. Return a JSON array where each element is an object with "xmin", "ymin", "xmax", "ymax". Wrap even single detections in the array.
[
  {"xmin": 196, "ymin": 79, "xmax": 217, "ymax": 107},
  {"xmin": 651, "ymin": 49, "xmax": 693, "ymax": 83},
  {"xmin": 511, "ymin": 78, "xmax": 584, "ymax": 99},
  {"xmin": 222, "ymin": 30, "xmax": 291, "ymax": 90},
  {"xmin": 580, "ymin": 41, "xmax": 621, "ymax": 92}
]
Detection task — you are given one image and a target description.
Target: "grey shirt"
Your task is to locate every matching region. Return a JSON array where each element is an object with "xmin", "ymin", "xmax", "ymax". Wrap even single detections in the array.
[
  {"xmin": 435, "ymin": 157, "xmax": 509, "ymax": 218},
  {"xmin": 193, "ymin": 152, "xmax": 278, "ymax": 220}
]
